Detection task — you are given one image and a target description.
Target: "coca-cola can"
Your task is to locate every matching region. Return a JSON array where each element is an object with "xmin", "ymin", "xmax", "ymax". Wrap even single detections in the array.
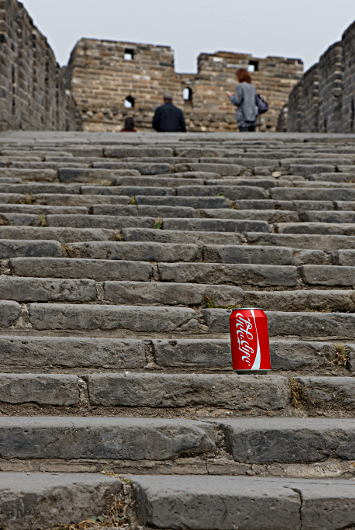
[{"xmin": 229, "ymin": 308, "xmax": 271, "ymax": 374}]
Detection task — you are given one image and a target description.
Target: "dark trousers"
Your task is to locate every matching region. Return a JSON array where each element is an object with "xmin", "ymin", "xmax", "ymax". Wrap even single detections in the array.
[{"xmin": 238, "ymin": 122, "xmax": 256, "ymax": 132}]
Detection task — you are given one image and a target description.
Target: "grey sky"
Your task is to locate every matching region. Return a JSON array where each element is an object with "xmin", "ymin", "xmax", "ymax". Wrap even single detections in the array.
[{"xmin": 22, "ymin": 0, "xmax": 355, "ymax": 73}]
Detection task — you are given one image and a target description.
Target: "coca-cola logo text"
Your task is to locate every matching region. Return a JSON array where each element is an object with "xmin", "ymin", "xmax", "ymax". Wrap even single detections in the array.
[{"xmin": 235, "ymin": 313, "xmax": 254, "ymax": 366}]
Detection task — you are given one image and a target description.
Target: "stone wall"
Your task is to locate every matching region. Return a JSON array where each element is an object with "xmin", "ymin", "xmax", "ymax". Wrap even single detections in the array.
[
  {"xmin": 280, "ymin": 20, "xmax": 355, "ymax": 133},
  {"xmin": 0, "ymin": 0, "xmax": 81, "ymax": 131},
  {"xmin": 65, "ymin": 38, "xmax": 303, "ymax": 133}
]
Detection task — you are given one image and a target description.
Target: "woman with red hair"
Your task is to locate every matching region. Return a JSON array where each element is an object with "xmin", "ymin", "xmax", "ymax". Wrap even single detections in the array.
[{"xmin": 226, "ymin": 68, "xmax": 258, "ymax": 132}]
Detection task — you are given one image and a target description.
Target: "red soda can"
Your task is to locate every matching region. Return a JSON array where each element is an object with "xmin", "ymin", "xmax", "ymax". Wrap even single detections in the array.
[{"xmin": 229, "ymin": 308, "xmax": 271, "ymax": 374}]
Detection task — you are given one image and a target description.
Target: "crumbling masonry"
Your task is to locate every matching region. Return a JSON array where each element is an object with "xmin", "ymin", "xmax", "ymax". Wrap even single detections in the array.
[
  {"xmin": 280, "ymin": 20, "xmax": 355, "ymax": 133},
  {"xmin": 0, "ymin": 0, "xmax": 82, "ymax": 131}
]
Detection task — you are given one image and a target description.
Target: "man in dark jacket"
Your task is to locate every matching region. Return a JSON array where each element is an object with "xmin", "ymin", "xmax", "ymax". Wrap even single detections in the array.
[{"xmin": 152, "ymin": 93, "xmax": 186, "ymax": 132}]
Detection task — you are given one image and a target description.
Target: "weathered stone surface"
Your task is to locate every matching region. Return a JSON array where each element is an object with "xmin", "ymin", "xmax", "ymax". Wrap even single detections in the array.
[
  {"xmin": 85, "ymin": 373, "xmax": 289, "ymax": 410},
  {"xmin": 271, "ymin": 187, "xmax": 355, "ymax": 201},
  {"xmin": 246, "ymin": 232, "xmax": 355, "ymax": 250},
  {"xmin": 81, "ymin": 185, "xmax": 173, "ymax": 196},
  {"xmin": 299, "ymin": 265, "xmax": 355, "ymax": 286},
  {"xmin": 0, "ymin": 374, "xmax": 79, "ymax": 405},
  {"xmin": 29, "ymin": 304, "xmax": 199, "ymax": 332},
  {"xmin": 0, "ymin": 417, "xmax": 215, "ymax": 460},
  {"xmin": 333, "ymin": 250, "xmax": 355, "ymax": 266},
  {"xmin": 68, "ymin": 241, "xmax": 200, "ymax": 262},
  {"xmin": 152, "ymin": 339, "xmax": 231, "ymax": 368},
  {"xmin": 0, "ymin": 473, "xmax": 122, "ymax": 530},
  {"xmin": 214, "ymin": 417, "xmax": 355, "ymax": 463},
  {"xmin": 122, "ymin": 228, "xmax": 243, "ymax": 245},
  {"xmin": 199, "ymin": 208, "xmax": 299, "ymax": 223},
  {"xmin": 90, "ymin": 204, "xmax": 196, "ymax": 218},
  {"xmin": 46, "ymin": 214, "xmax": 155, "ymax": 229},
  {"xmin": 0, "ymin": 240, "xmax": 62, "ymax": 258},
  {"xmin": 105, "ymin": 147, "xmax": 174, "ymax": 158},
  {"xmin": 0, "ymin": 227, "xmax": 115, "ymax": 243},
  {"xmin": 0, "ymin": 204, "xmax": 87, "ymax": 215},
  {"xmin": 0, "ymin": 301, "xmax": 21, "ymax": 328},
  {"xmin": 103, "ymin": 281, "xmax": 244, "ymax": 307},
  {"xmin": 32, "ymin": 193, "xmax": 131, "ymax": 207},
  {"xmin": 0, "ymin": 277, "xmax": 96, "ymax": 302},
  {"xmin": 299, "ymin": 210, "xmax": 355, "ymax": 223},
  {"xmin": 176, "ymin": 184, "xmax": 268, "ymax": 199},
  {"xmin": 235, "ymin": 199, "xmax": 334, "ymax": 211},
  {"xmin": 163, "ymin": 218, "xmax": 269, "ymax": 233},
  {"xmin": 58, "ymin": 168, "xmax": 140, "ymax": 183},
  {"xmin": 276, "ymin": 222, "xmax": 355, "ymax": 236},
  {"xmin": 0, "ymin": 168, "xmax": 57, "ymax": 182},
  {"xmin": 245, "ymin": 289, "xmax": 355, "ymax": 312},
  {"xmin": 135, "ymin": 196, "xmax": 231, "ymax": 208},
  {"xmin": 132, "ymin": 475, "xmax": 300, "ymax": 530},
  {"xmin": 175, "ymin": 163, "xmax": 244, "ymax": 176},
  {"xmin": 295, "ymin": 376, "xmax": 355, "ymax": 411},
  {"xmin": 270, "ymin": 340, "xmax": 336, "ymax": 371},
  {"xmin": 0, "ymin": 336, "xmax": 146, "ymax": 369},
  {"xmin": 159, "ymin": 263, "xmax": 298, "ymax": 287},
  {"xmin": 203, "ymin": 244, "xmax": 293, "ymax": 265},
  {"xmin": 11, "ymin": 258, "xmax": 152, "ymax": 281},
  {"xmin": 112, "ymin": 176, "xmax": 205, "ymax": 187}
]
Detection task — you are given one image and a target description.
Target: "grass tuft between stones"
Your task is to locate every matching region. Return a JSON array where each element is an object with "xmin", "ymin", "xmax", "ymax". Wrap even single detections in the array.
[{"xmin": 289, "ymin": 378, "xmax": 315, "ymax": 409}]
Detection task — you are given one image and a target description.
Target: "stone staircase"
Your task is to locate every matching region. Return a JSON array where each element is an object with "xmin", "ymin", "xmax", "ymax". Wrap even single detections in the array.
[{"xmin": 1, "ymin": 131, "xmax": 355, "ymax": 528}]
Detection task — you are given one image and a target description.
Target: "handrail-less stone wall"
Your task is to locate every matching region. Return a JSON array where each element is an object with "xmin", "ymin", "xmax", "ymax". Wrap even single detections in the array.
[
  {"xmin": 65, "ymin": 38, "xmax": 303, "ymax": 133},
  {"xmin": 0, "ymin": 0, "xmax": 81, "ymax": 131},
  {"xmin": 281, "ymin": 20, "xmax": 355, "ymax": 133}
]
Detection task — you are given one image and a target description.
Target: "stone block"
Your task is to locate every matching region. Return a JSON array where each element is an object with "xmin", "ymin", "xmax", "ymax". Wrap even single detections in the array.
[
  {"xmin": 46, "ymin": 214, "xmax": 155, "ymax": 229},
  {"xmin": 152, "ymin": 339, "xmax": 231, "ymax": 368},
  {"xmin": 81, "ymin": 186, "xmax": 173, "ymax": 196},
  {"xmin": 176, "ymin": 185, "xmax": 268, "ymax": 200},
  {"xmin": 90, "ymin": 204, "xmax": 196, "ymax": 218},
  {"xmin": 135, "ymin": 196, "xmax": 231, "ymax": 208},
  {"xmin": 0, "ymin": 301, "xmax": 21, "ymax": 328},
  {"xmin": 122, "ymin": 228, "xmax": 243, "ymax": 245},
  {"xmin": 29, "ymin": 304, "xmax": 199, "ymax": 332},
  {"xmin": 0, "ymin": 374, "xmax": 79, "ymax": 405},
  {"xmin": 85, "ymin": 373, "xmax": 289, "ymax": 410},
  {"xmin": 0, "ymin": 240, "xmax": 62, "ymax": 259},
  {"xmin": 246, "ymin": 232, "xmax": 355, "ymax": 250},
  {"xmin": 203, "ymin": 244, "xmax": 293, "ymax": 265},
  {"xmin": 0, "ymin": 277, "xmax": 96, "ymax": 302},
  {"xmin": 0, "ymin": 227, "xmax": 115, "ymax": 243},
  {"xmin": 299, "ymin": 265, "xmax": 355, "ymax": 286},
  {"xmin": 163, "ymin": 218, "xmax": 269, "ymax": 233}
]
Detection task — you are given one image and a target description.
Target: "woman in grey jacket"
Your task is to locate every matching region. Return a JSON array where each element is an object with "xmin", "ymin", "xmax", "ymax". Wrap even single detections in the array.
[{"xmin": 227, "ymin": 69, "xmax": 258, "ymax": 132}]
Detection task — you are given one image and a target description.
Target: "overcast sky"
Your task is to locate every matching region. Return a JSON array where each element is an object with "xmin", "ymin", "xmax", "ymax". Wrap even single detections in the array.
[{"xmin": 21, "ymin": 0, "xmax": 355, "ymax": 73}]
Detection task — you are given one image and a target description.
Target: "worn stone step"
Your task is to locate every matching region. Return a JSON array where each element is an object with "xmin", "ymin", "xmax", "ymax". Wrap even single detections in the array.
[
  {"xmin": 131, "ymin": 475, "xmax": 355, "ymax": 530},
  {"xmin": 213, "ymin": 417, "xmax": 355, "ymax": 464},
  {"xmin": 81, "ymin": 185, "xmax": 173, "ymax": 196},
  {"xmin": 31, "ymin": 193, "xmax": 131, "ymax": 207},
  {"xmin": 309, "ymin": 172, "xmax": 355, "ymax": 182},
  {"xmin": 104, "ymin": 146, "xmax": 174, "ymax": 158},
  {"xmin": 58, "ymin": 168, "xmax": 139, "ymax": 183},
  {"xmin": 235, "ymin": 199, "xmax": 335, "ymax": 211},
  {"xmin": 0, "ymin": 240, "xmax": 62, "ymax": 258},
  {"xmin": 245, "ymin": 289, "xmax": 355, "ymax": 312},
  {"xmin": 122, "ymin": 228, "xmax": 243, "ymax": 245},
  {"xmin": 176, "ymin": 185, "xmax": 268, "ymax": 200},
  {"xmin": 271, "ymin": 187, "xmax": 355, "ymax": 201},
  {"xmin": 0, "ymin": 183, "xmax": 79, "ymax": 194},
  {"xmin": 0, "ymin": 276, "xmax": 97, "ymax": 302},
  {"xmin": 206, "ymin": 178, "xmax": 290, "ymax": 189},
  {"xmin": 162, "ymin": 218, "xmax": 269, "ymax": 233},
  {"xmin": 299, "ymin": 265, "xmax": 355, "ymax": 285},
  {"xmin": 204, "ymin": 309, "xmax": 355, "ymax": 339},
  {"xmin": 198, "ymin": 208, "xmax": 299, "ymax": 223},
  {"xmin": 46, "ymin": 214, "xmax": 156, "ymax": 229},
  {"xmin": 0, "ymin": 226, "xmax": 116, "ymax": 243},
  {"xmin": 103, "ymin": 281, "xmax": 244, "ymax": 307},
  {"xmin": 0, "ymin": 472, "xmax": 121, "ymax": 530},
  {"xmin": 0, "ymin": 417, "xmax": 216, "ymax": 461},
  {"xmin": 0, "ymin": 373, "xmax": 79, "ymax": 405},
  {"xmin": 90, "ymin": 204, "xmax": 195, "ymax": 218},
  {"xmin": 84, "ymin": 373, "xmax": 289, "ymax": 411},
  {"xmin": 333, "ymin": 250, "xmax": 355, "ymax": 266},
  {"xmin": 135, "ymin": 195, "xmax": 231, "ymax": 208},
  {"xmin": 158, "ymin": 263, "xmax": 297, "ymax": 287},
  {"xmin": 66, "ymin": 242, "xmax": 202, "ymax": 262},
  {"xmin": 246, "ymin": 231, "xmax": 355, "ymax": 250},
  {"xmin": 0, "ymin": 204, "xmax": 88, "ymax": 215},
  {"xmin": 0, "ymin": 168, "xmax": 58, "ymax": 182},
  {"xmin": 112, "ymin": 176, "xmax": 205, "ymax": 187},
  {"xmin": 276, "ymin": 222, "xmax": 355, "ymax": 235},
  {"xmin": 299, "ymin": 210, "xmax": 355, "ymax": 223},
  {"xmin": 10, "ymin": 257, "xmax": 152, "ymax": 281},
  {"xmin": 0, "ymin": 213, "xmax": 41, "ymax": 226},
  {"xmin": 27, "ymin": 303, "xmax": 199, "ymax": 332},
  {"xmin": 60, "ymin": 162, "xmax": 172, "ymax": 177}
]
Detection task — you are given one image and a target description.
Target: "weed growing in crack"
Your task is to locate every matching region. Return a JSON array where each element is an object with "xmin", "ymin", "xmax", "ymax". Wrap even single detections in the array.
[
  {"xmin": 154, "ymin": 217, "xmax": 163, "ymax": 230},
  {"xmin": 129, "ymin": 195, "xmax": 136, "ymax": 205},
  {"xmin": 113, "ymin": 229, "xmax": 124, "ymax": 241},
  {"xmin": 216, "ymin": 192, "xmax": 225, "ymax": 197},
  {"xmin": 39, "ymin": 214, "xmax": 47, "ymax": 227},
  {"xmin": 334, "ymin": 344, "xmax": 350, "ymax": 367},
  {"xmin": 205, "ymin": 295, "xmax": 242, "ymax": 310},
  {"xmin": 289, "ymin": 378, "xmax": 314, "ymax": 408}
]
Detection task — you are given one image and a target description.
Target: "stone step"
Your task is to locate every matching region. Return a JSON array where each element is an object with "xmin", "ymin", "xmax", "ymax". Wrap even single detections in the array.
[
  {"xmin": 0, "ymin": 183, "xmax": 80, "ymax": 194},
  {"xmin": 176, "ymin": 185, "xmax": 268, "ymax": 199},
  {"xmin": 0, "ymin": 192, "xmax": 131, "ymax": 207},
  {"xmin": 135, "ymin": 195, "xmax": 231, "ymax": 208},
  {"xmin": 46, "ymin": 214, "xmax": 156, "ymax": 229},
  {"xmin": 204, "ymin": 309, "xmax": 355, "ymax": 339},
  {"xmin": 10, "ymin": 257, "xmax": 153, "ymax": 281},
  {"xmin": 271, "ymin": 187, "xmax": 355, "ymax": 201},
  {"xmin": 130, "ymin": 475, "xmax": 355, "ymax": 530},
  {"xmin": 0, "ymin": 336, "xmax": 349, "ymax": 373},
  {"xmin": 0, "ymin": 240, "xmax": 62, "ymax": 258},
  {"xmin": 198, "ymin": 208, "xmax": 299, "ymax": 223},
  {"xmin": 244, "ymin": 289, "xmax": 355, "ymax": 312},
  {"xmin": 81, "ymin": 185, "xmax": 174, "ymax": 196},
  {"xmin": 0, "ymin": 276, "xmax": 97, "ymax": 302},
  {"xmin": 90, "ymin": 204, "xmax": 195, "ymax": 218},
  {"xmin": 0, "ymin": 204, "xmax": 88, "ymax": 215},
  {"xmin": 0, "ymin": 168, "xmax": 58, "ymax": 182},
  {"xmin": 246, "ymin": 232, "xmax": 355, "ymax": 250},
  {"xmin": 59, "ymin": 163, "xmax": 172, "ymax": 179},
  {"xmin": 276, "ymin": 222, "xmax": 355, "ymax": 235},
  {"xmin": 300, "ymin": 210, "xmax": 355, "ymax": 223},
  {"xmin": 112, "ymin": 176, "xmax": 205, "ymax": 187},
  {"xmin": 235, "ymin": 199, "xmax": 335, "ymax": 211},
  {"xmin": 0, "ymin": 472, "xmax": 121, "ymax": 530},
  {"xmin": 122, "ymin": 228, "xmax": 244, "ymax": 244},
  {"xmin": 161, "ymin": 218, "xmax": 270, "ymax": 233},
  {"xmin": 0, "ymin": 226, "xmax": 116, "ymax": 243}
]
